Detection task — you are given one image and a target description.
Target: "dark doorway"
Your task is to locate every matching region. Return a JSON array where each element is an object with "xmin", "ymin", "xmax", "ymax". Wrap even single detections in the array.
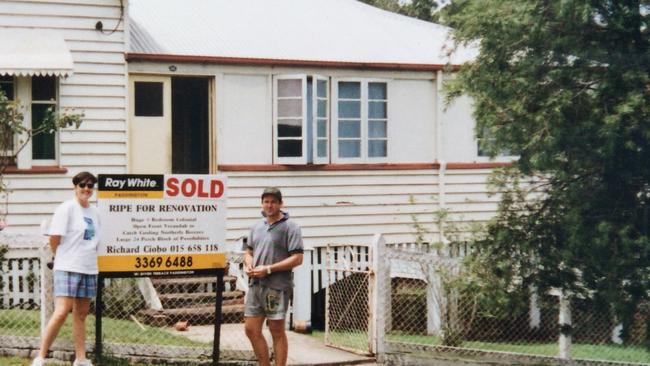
[{"xmin": 172, "ymin": 77, "xmax": 210, "ymax": 174}]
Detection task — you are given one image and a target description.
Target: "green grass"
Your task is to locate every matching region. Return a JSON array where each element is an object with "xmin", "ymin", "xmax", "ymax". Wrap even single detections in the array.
[
  {"xmin": 0, "ymin": 356, "xmax": 172, "ymax": 366},
  {"xmin": 312, "ymin": 330, "xmax": 650, "ymax": 364},
  {"xmin": 0, "ymin": 309, "xmax": 206, "ymax": 347},
  {"xmin": 311, "ymin": 330, "xmax": 371, "ymax": 353},
  {"xmin": 385, "ymin": 332, "xmax": 650, "ymax": 364},
  {"xmin": 0, "ymin": 356, "xmax": 29, "ymax": 366}
]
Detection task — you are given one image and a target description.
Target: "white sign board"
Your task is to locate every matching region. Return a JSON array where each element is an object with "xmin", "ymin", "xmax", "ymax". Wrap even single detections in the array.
[{"xmin": 97, "ymin": 174, "xmax": 227, "ymax": 276}]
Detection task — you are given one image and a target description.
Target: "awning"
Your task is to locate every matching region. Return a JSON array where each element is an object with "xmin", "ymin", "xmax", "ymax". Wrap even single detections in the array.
[{"xmin": 0, "ymin": 30, "xmax": 74, "ymax": 77}]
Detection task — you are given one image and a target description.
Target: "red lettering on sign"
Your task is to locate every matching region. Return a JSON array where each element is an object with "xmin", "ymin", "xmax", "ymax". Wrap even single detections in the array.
[
  {"xmin": 211, "ymin": 180, "xmax": 224, "ymax": 198},
  {"xmin": 181, "ymin": 179, "xmax": 196, "ymax": 196},
  {"xmin": 166, "ymin": 177, "xmax": 179, "ymax": 196},
  {"xmin": 166, "ymin": 177, "xmax": 225, "ymax": 198},
  {"xmin": 197, "ymin": 180, "xmax": 209, "ymax": 198}
]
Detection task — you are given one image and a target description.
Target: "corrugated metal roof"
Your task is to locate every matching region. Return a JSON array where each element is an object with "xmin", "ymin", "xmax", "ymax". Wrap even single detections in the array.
[
  {"xmin": 128, "ymin": 0, "xmax": 476, "ymax": 67},
  {"xmin": 0, "ymin": 29, "xmax": 74, "ymax": 77}
]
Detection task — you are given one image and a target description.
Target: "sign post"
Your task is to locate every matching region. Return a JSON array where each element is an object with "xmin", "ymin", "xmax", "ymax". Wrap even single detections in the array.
[{"xmin": 96, "ymin": 174, "xmax": 228, "ymax": 365}]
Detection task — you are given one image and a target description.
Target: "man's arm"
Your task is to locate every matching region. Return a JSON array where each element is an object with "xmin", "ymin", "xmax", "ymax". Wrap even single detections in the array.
[
  {"xmin": 248, "ymin": 253, "xmax": 303, "ymax": 279},
  {"xmin": 244, "ymin": 248, "xmax": 254, "ymax": 274},
  {"xmin": 49, "ymin": 235, "xmax": 61, "ymax": 254}
]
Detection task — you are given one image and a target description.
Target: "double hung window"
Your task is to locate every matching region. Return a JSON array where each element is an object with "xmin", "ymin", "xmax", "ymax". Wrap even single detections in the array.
[
  {"xmin": 31, "ymin": 76, "xmax": 57, "ymax": 163},
  {"xmin": 274, "ymin": 75, "xmax": 329, "ymax": 164},
  {"xmin": 273, "ymin": 75, "xmax": 388, "ymax": 164},
  {"xmin": 0, "ymin": 76, "xmax": 15, "ymax": 153},
  {"xmin": 332, "ymin": 79, "xmax": 388, "ymax": 162},
  {"xmin": 1, "ymin": 75, "xmax": 59, "ymax": 167}
]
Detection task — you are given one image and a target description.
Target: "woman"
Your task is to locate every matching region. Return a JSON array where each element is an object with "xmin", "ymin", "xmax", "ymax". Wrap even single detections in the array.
[{"xmin": 32, "ymin": 172, "xmax": 100, "ymax": 366}]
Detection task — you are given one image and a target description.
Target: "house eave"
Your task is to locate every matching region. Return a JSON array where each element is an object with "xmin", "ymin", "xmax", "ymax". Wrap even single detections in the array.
[{"xmin": 125, "ymin": 53, "xmax": 462, "ymax": 72}]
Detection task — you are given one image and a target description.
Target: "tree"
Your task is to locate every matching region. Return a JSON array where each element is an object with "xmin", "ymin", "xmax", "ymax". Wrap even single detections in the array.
[
  {"xmin": 359, "ymin": 0, "xmax": 441, "ymax": 22},
  {"xmin": 444, "ymin": 1, "xmax": 650, "ymax": 342},
  {"xmin": 0, "ymin": 89, "xmax": 83, "ymax": 228}
]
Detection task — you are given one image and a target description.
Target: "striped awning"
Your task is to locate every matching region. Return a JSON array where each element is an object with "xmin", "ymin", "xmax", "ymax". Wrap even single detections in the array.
[{"xmin": 0, "ymin": 30, "xmax": 74, "ymax": 77}]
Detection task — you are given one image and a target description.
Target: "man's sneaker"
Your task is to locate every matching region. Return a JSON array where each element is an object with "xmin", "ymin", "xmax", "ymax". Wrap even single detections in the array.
[
  {"xmin": 30, "ymin": 357, "xmax": 45, "ymax": 366},
  {"xmin": 72, "ymin": 359, "xmax": 94, "ymax": 366}
]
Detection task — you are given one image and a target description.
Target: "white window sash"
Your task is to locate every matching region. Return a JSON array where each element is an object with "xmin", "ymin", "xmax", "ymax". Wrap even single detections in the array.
[
  {"xmin": 332, "ymin": 78, "xmax": 389, "ymax": 163},
  {"xmin": 367, "ymin": 80, "xmax": 389, "ymax": 162},
  {"xmin": 312, "ymin": 75, "xmax": 329, "ymax": 164},
  {"xmin": 273, "ymin": 74, "xmax": 307, "ymax": 165},
  {"xmin": 31, "ymin": 97, "xmax": 59, "ymax": 164}
]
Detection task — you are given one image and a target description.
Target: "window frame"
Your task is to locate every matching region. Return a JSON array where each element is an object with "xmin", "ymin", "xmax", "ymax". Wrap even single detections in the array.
[
  {"xmin": 10, "ymin": 76, "xmax": 61, "ymax": 169},
  {"xmin": 332, "ymin": 78, "xmax": 390, "ymax": 163},
  {"xmin": 312, "ymin": 75, "xmax": 329, "ymax": 165},
  {"xmin": 30, "ymin": 75, "xmax": 59, "ymax": 166},
  {"xmin": 273, "ymin": 74, "xmax": 308, "ymax": 165},
  {"xmin": 0, "ymin": 75, "xmax": 16, "ymax": 156},
  {"xmin": 475, "ymin": 126, "xmax": 519, "ymax": 162}
]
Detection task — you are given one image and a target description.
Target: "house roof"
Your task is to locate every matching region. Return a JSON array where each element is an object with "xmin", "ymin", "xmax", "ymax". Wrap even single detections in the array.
[{"xmin": 127, "ymin": 0, "xmax": 476, "ymax": 70}]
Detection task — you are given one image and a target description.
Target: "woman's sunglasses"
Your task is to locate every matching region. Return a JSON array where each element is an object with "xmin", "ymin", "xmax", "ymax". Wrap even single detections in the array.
[{"xmin": 77, "ymin": 183, "xmax": 95, "ymax": 189}]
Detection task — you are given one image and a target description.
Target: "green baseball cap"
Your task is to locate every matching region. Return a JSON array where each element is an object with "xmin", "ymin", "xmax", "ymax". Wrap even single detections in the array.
[{"xmin": 261, "ymin": 187, "xmax": 282, "ymax": 201}]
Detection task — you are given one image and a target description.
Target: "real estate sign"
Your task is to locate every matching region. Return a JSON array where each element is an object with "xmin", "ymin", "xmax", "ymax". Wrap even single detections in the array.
[{"xmin": 97, "ymin": 174, "xmax": 227, "ymax": 276}]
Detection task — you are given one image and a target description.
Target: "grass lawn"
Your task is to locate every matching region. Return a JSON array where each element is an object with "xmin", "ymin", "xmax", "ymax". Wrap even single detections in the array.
[
  {"xmin": 312, "ymin": 330, "xmax": 650, "ymax": 364},
  {"xmin": 0, "ymin": 309, "xmax": 206, "ymax": 348},
  {"xmin": 0, "ymin": 355, "xmax": 173, "ymax": 366},
  {"xmin": 385, "ymin": 332, "xmax": 650, "ymax": 364},
  {"xmin": 311, "ymin": 330, "xmax": 371, "ymax": 353}
]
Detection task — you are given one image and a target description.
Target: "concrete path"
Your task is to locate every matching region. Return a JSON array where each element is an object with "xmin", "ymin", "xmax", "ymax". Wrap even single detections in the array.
[{"xmin": 167, "ymin": 323, "xmax": 377, "ymax": 365}]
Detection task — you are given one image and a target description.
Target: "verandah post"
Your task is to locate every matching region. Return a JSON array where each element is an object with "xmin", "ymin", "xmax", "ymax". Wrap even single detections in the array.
[
  {"xmin": 558, "ymin": 292, "xmax": 572, "ymax": 360},
  {"xmin": 370, "ymin": 233, "xmax": 387, "ymax": 361}
]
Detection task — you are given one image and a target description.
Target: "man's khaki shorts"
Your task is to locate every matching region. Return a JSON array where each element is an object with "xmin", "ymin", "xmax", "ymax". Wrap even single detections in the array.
[{"xmin": 245, "ymin": 284, "xmax": 290, "ymax": 320}]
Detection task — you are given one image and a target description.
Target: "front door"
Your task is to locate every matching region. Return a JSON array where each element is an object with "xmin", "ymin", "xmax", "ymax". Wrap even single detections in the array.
[
  {"xmin": 129, "ymin": 75, "xmax": 172, "ymax": 173},
  {"xmin": 171, "ymin": 76, "xmax": 210, "ymax": 174}
]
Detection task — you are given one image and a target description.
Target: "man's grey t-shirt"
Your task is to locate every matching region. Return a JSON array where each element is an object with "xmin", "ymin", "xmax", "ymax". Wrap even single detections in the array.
[{"xmin": 245, "ymin": 212, "xmax": 303, "ymax": 290}]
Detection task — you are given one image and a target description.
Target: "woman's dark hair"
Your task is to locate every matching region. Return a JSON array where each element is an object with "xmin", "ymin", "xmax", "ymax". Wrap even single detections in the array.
[{"xmin": 72, "ymin": 171, "xmax": 97, "ymax": 186}]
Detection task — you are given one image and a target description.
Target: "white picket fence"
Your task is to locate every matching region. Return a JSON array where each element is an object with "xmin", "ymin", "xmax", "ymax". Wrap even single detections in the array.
[{"xmin": 1, "ymin": 245, "xmax": 41, "ymax": 308}]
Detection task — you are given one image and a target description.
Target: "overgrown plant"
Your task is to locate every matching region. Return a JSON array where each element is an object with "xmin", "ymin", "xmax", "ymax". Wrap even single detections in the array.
[
  {"xmin": 408, "ymin": 194, "xmax": 490, "ymax": 346},
  {"xmin": 439, "ymin": 0, "xmax": 650, "ymax": 345},
  {"xmin": 0, "ymin": 89, "xmax": 83, "ymax": 224},
  {"xmin": 0, "ymin": 244, "xmax": 7, "ymax": 306}
]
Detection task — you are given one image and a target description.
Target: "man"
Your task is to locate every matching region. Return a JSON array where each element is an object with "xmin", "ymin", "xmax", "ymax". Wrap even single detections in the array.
[{"xmin": 244, "ymin": 187, "xmax": 303, "ymax": 366}]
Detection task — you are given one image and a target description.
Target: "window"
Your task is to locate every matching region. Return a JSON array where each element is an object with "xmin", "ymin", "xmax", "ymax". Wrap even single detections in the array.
[
  {"xmin": 477, "ymin": 126, "xmax": 515, "ymax": 158},
  {"xmin": 134, "ymin": 82, "xmax": 164, "ymax": 116},
  {"xmin": 3, "ymin": 75, "xmax": 61, "ymax": 167},
  {"xmin": 333, "ymin": 80, "xmax": 388, "ymax": 162},
  {"xmin": 272, "ymin": 76, "xmax": 388, "ymax": 164},
  {"xmin": 31, "ymin": 76, "xmax": 57, "ymax": 162},
  {"xmin": 368, "ymin": 82, "xmax": 387, "ymax": 158},
  {"xmin": 0, "ymin": 76, "xmax": 15, "ymax": 153},
  {"xmin": 273, "ymin": 75, "xmax": 329, "ymax": 164},
  {"xmin": 0, "ymin": 75, "xmax": 14, "ymax": 100},
  {"xmin": 314, "ymin": 78, "xmax": 329, "ymax": 163}
]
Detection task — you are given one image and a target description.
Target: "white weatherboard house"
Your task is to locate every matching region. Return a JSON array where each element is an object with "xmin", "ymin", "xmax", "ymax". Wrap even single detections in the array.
[{"xmin": 0, "ymin": 0, "xmax": 511, "ymax": 327}]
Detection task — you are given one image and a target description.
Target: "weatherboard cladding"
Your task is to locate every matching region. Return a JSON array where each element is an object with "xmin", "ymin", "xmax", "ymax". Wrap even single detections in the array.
[
  {"xmin": 2, "ymin": 1, "xmax": 499, "ymax": 251},
  {"xmin": 2, "ymin": 0, "xmax": 127, "ymax": 229}
]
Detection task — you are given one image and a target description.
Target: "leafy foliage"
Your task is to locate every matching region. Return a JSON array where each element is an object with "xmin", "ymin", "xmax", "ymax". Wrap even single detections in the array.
[
  {"xmin": 0, "ymin": 88, "xmax": 83, "ymax": 220},
  {"xmin": 443, "ymin": 1, "xmax": 650, "ymax": 343},
  {"xmin": 359, "ymin": 0, "xmax": 442, "ymax": 22},
  {"xmin": 0, "ymin": 244, "xmax": 6, "ymax": 303}
]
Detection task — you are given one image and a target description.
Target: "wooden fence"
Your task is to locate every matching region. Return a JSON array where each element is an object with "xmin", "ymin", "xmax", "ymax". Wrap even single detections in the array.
[{"xmin": 1, "ymin": 245, "xmax": 41, "ymax": 308}]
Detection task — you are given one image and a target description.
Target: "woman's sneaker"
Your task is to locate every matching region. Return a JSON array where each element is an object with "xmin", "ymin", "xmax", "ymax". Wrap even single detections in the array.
[
  {"xmin": 72, "ymin": 359, "xmax": 94, "ymax": 366},
  {"xmin": 30, "ymin": 357, "xmax": 45, "ymax": 366}
]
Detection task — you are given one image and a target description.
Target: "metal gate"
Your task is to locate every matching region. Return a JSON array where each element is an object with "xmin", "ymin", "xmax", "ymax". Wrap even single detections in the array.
[{"xmin": 324, "ymin": 243, "xmax": 374, "ymax": 355}]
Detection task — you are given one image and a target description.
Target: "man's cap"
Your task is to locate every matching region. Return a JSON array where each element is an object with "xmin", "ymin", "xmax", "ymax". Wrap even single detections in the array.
[{"xmin": 261, "ymin": 187, "xmax": 282, "ymax": 201}]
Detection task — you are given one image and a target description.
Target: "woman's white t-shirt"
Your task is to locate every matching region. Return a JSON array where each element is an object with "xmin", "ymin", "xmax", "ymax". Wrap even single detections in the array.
[{"xmin": 49, "ymin": 199, "xmax": 100, "ymax": 274}]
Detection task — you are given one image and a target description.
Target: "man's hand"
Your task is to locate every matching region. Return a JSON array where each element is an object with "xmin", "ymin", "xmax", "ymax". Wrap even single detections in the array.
[
  {"xmin": 248, "ymin": 265, "xmax": 270, "ymax": 279},
  {"xmin": 244, "ymin": 249, "xmax": 255, "ymax": 276}
]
